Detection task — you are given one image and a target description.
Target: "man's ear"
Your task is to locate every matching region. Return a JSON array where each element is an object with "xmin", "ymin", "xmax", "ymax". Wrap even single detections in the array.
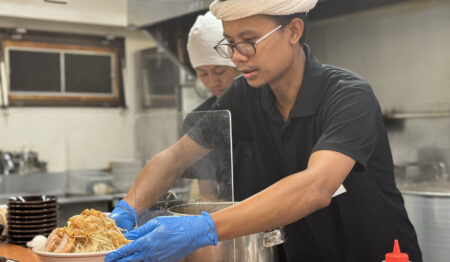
[{"xmin": 287, "ymin": 18, "xmax": 304, "ymax": 45}]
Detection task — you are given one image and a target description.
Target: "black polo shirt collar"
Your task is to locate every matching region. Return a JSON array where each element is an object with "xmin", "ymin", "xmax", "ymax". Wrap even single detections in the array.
[{"xmin": 261, "ymin": 44, "xmax": 324, "ymax": 118}]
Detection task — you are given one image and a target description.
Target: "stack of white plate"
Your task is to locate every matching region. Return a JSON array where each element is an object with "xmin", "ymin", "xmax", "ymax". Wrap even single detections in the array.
[{"xmin": 111, "ymin": 159, "xmax": 144, "ymax": 193}]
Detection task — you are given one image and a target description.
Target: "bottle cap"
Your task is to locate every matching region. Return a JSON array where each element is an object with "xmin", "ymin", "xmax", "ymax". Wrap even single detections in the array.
[{"xmin": 385, "ymin": 239, "xmax": 409, "ymax": 262}]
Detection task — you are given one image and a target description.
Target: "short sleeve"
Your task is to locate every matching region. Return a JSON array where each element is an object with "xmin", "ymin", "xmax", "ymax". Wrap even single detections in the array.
[
  {"xmin": 186, "ymin": 84, "xmax": 234, "ymax": 149},
  {"xmin": 182, "ymin": 97, "xmax": 232, "ymax": 184},
  {"xmin": 313, "ymin": 83, "xmax": 379, "ymax": 171},
  {"xmin": 185, "ymin": 107, "xmax": 229, "ymax": 149}
]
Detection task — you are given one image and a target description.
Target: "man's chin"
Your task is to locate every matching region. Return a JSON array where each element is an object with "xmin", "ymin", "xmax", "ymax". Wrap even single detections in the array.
[
  {"xmin": 214, "ymin": 91, "xmax": 223, "ymax": 97},
  {"xmin": 245, "ymin": 78, "xmax": 266, "ymax": 88}
]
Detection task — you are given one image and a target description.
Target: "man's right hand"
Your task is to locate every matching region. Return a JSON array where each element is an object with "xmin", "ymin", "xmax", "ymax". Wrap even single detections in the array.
[{"xmin": 109, "ymin": 200, "xmax": 138, "ymax": 232}]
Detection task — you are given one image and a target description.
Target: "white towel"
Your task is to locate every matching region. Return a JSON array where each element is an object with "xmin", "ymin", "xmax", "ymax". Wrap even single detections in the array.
[
  {"xmin": 210, "ymin": 0, "xmax": 318, "ymax": 21},
  {"xmin": 187, "ymin": 11, "xmax": 235, "ymax": 69}
]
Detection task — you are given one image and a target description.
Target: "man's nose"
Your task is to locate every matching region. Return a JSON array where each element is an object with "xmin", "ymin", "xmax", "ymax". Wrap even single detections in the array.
[
  {"xmin": 208, "ymin": 74, "xmax": 220, "ymax": 86},
  {"xmin": 231, "ymin": 49, "xmax": 248, "ymax": 63}
]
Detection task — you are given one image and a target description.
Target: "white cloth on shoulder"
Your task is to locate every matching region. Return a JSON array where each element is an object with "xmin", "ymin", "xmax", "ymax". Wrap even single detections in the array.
[
  {"xmin": 187, "ymin": 11, "xmax": 235, "ymax": 69},
  {"xmin": 210, "ymin": 0, "xmax": 318, "ymax": 21}
]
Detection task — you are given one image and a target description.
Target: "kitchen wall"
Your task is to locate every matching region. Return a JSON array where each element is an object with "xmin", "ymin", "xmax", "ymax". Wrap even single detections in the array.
[
  {"xmin": 0, "ymin": 0, "xmax": 127, "ymax": 27},
  {"xmin": 307, "ymin": 0, "xmax": 450, "ymax": 165},
  {"xmin": 0, "ymin": 4, "xmax": 160, "ymax": 172},
  {"xmin": 5, "ymin": 0, "xmax": 448, "ymax": 172}
]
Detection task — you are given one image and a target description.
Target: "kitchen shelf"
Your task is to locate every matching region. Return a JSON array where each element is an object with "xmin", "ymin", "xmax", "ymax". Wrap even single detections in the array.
[{"xmin": 383, "ymin": 111, "xmax": 450, "ymax": 119}]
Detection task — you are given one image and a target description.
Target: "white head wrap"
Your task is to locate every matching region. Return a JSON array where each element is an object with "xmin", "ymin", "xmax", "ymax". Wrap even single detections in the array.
[
  {"xmin": 187, "ymin": 11, "xmax": 235, "ymax": 69},
  {"xmin": 210, "ymin": 0, "xmax": 318, "ymax": 21}
]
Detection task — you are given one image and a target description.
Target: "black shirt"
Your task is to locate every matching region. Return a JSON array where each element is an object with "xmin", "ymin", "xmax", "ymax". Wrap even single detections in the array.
[
  {"xmin": 188, "ymin": 45, "xmax": 422, "ymax": 262},
  {"xmin": 192, "ymin": 96, "xmax": 217, "ymax": 112}
]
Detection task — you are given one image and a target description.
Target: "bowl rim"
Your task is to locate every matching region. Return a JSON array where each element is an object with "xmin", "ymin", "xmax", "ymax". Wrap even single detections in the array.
[
  {"xmin": 8, "ymin": 195, "xmax": 57, "ymax": 203},
  {"xmin": 33, "ymin": 247, "xmax": 112, "ymax": 257}
]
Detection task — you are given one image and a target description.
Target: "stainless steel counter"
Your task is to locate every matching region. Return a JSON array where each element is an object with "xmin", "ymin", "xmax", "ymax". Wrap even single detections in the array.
[
  {"xmin": 57, "ymin": 193, "xmax": 126, "ymax": 204},
  {"xmin": 0, "ymin": 192, "xmax": 125, "ymax": 205}
]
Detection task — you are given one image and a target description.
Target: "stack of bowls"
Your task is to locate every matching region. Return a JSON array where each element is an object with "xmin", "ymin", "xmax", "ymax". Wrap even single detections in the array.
[
  {"xmin": 7, "ymin": 195, "xmax": 58, "ymax": 246},
  {"xmin": 111, "ymin": 159, "xmax": 143, "ymax": 193}
]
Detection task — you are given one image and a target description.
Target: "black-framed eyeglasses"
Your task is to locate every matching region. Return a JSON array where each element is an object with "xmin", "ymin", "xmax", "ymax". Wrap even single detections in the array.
[{"xmin": 213, "ymin": 24, "xmax": 283, "ymax": 59}]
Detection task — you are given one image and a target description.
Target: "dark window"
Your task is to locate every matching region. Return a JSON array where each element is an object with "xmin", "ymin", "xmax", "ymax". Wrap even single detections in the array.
[
  {"xmin": 146, "ymin": 56, "xmax": 179, "ymax": 96},
  {"xmin": 141, "ymin": 48, "xmax": 180, "ymax": 108},
  {"xmin": 9, "ymin": 50, "xmax": 61, "ymax": 92},
  {"xmin": 65, "ymin": 54, "xmax": 112, "ymax": 94},
  {"xmin": 1, "ymin": 35, "xmax": 125, "ymax": 107}
]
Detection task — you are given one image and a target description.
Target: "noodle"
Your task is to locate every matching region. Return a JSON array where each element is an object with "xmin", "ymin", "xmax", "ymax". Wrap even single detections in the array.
[{"xmin": 44, "ymin": 209, "xmax": 131, "ymax": 253}]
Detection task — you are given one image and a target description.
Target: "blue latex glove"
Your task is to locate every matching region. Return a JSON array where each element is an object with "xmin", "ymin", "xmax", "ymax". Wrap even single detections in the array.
[
  {"xmin": 105, "ymin": 212, "xmax": 218, "ymax": 262},
  {"xmin": 109, "ymin": 200, "xmax": 138, "ymax": 232}
]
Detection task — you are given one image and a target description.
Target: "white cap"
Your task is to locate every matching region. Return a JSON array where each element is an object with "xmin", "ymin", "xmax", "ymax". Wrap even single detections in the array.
[
  {"xmin": 187, "ymin": 11, "xmax": 235, "ymax": 69},
  {"xmin": 210, "ymin": 0, "xmax": 318, "ymax": 21}
]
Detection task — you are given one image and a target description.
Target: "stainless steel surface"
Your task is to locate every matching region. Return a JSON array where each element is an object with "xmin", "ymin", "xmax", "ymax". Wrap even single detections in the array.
[
  {"xmin": 395, "ymin": 161, "xmax": 448, "ymax": 186},
  {"xmin": 0, "ymin": 192, "xmax": 125, "ymax": 205},
  {"xmin": 402, "ymin": 193, "xmax": 450, "ymax": 262},
  {"xmin": 67, "ymin": 170, "xmax": 113, "ymax": 195},
  {"xmin": 127, "ymin": 0, "xmax": 211, "ymax": 27},
  {"xmin": 0, "ymin": 172, "xmax": 66, "ymax": 197},
  {"xmin": 168, "ymin": 202, "xmax": 283, "ymax": 262},
  {"xmin": 400, "ymin": 179, "xmax": 450, "ymax": 196},
  {"xmin": 0, "ymin": 170, "xmax": 125, "ymax": 204},
  {"xmin": 383, "ymin": 111, "xmax": 450, "ymax": 119},
  {"xmin": 397, "ymin": 162, "xmax": 450, "ymax": 262}
]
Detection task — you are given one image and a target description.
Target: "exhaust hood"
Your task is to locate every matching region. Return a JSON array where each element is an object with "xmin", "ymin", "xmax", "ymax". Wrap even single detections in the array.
[
  {"xmin": 128, "ymin": 0, "xmax": 213, "ymax": 75},
  {"xmin": 127, "ymin": 0, "xmax": 212, "ymax": 28}
]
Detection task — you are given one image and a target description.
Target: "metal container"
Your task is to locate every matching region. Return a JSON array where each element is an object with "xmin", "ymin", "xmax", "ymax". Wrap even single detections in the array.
[
  {"xmin": 396, "ymin": 162, "xmax": 450, "ymax": 262},
  {"xmin": 137, "ymin": 192, "xmax": 184, "ymax": 225},
  {"xmin": 167, "ymin": 202, "xmax": 284, "ymax": 262}
]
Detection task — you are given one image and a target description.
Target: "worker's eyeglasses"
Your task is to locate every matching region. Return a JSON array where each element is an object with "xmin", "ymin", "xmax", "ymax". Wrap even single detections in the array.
[{"xmin": 214, "ymin": 24, "xmax": 283, "ymax": 59}]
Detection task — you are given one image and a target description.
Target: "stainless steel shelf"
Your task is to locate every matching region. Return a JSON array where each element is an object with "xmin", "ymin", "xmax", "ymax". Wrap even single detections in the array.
[{"xmin": 383, "ymin": 111, "xmax": 450, "ymax": 119}]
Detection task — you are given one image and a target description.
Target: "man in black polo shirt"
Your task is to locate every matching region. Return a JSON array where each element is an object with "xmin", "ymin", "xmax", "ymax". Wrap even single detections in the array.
[{"xmin": 107, "ymin": 1, "xmax": 422, "ymax": 262}]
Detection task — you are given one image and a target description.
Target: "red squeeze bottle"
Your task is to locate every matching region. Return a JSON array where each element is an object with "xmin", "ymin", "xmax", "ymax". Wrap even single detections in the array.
[{"xmin": 384, "ymin": 239, "xmax": 410, "ymax": 262}]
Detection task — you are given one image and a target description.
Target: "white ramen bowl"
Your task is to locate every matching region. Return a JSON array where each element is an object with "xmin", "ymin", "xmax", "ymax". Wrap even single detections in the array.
[{"xmin": 33, "ymin": 248, "xmax": 112, "ymax": 262}]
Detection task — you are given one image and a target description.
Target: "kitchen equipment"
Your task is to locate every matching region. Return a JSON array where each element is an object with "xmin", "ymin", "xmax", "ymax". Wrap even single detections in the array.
[
  {"xmin": 137, "ymin": 191, "xmax": 184, "ymax": 225},
  {"xmin": 67, "ymin": 170, "xmax": 113, "ymax": 195},
  {"xmin": 167, "ymin": 202, "xmax": 285, "ymax": 262},
  {"xmin": 0, "ymin": 150, "xmax": 47, "ymax": 176},
  {"xmin": 0, "ymin": 152, "xmax": 14, "ymax": 175},
  {"xmin": 6, "ymin": 196, "xmax": 57, "ymax": 246},
  {"xmin": 396, "ymin": 162, "xmax": 450, "ymax": 262}
]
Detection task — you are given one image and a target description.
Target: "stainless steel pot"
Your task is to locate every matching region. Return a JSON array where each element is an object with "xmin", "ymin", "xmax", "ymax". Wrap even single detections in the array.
[
  {"xmin": 396, "ymin": 162, "xmax": 450, "ymax": 262},
  {"xmin": 167, "ymin": 202, "xmax": 285, "ymax": 262}
]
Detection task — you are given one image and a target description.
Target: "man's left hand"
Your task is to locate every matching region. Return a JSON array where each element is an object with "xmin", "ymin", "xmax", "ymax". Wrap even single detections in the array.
[{"xmin": 105, "ymin": 212, "xmax": 218, "ymax": 262}]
